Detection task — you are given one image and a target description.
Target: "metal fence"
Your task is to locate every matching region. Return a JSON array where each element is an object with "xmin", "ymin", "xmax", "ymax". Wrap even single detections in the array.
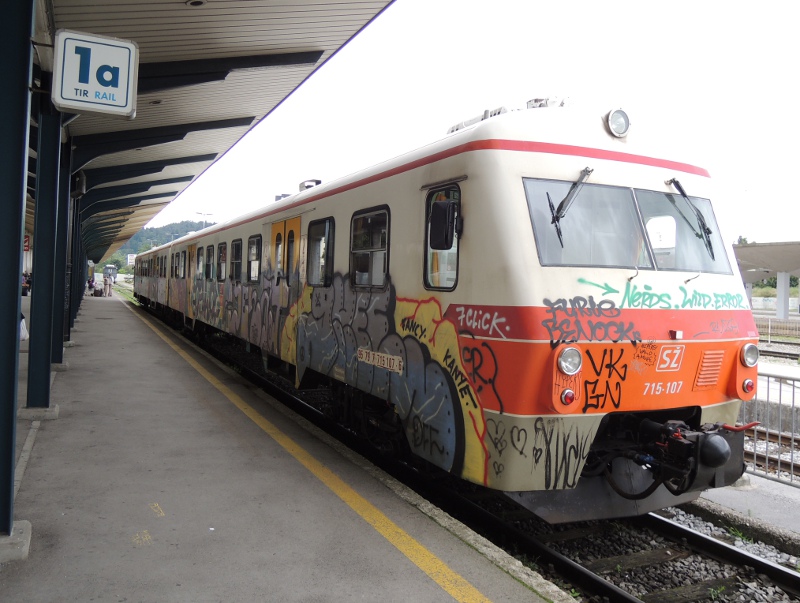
[
  {"xmin": 737, "ymin": 368, "xmax": 799, "ymax": 487},
  {"xmin": 755, "ymin": 317, "xmax": 800, "ymax": 341}
]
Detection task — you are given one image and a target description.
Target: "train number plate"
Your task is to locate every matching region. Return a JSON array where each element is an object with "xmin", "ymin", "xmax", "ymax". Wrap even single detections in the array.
[
  {"xmin": 357, "ymin": 348, "xmax": 404, "ymax": 374},
  {"xmin": 643, "ymin": 381, "xmax": 684, "ymax": 395}
]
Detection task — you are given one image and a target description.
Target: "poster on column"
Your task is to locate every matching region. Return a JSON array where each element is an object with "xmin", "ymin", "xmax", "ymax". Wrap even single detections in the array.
[{"xmin": 52, "ymin": 29, "xmax": 139, "ymax": 119}]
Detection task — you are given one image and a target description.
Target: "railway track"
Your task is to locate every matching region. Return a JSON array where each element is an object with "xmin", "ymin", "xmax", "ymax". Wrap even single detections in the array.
[
  {"xmin": 761, "ymin": 349, "xmax": 800, "ymax": 361},
  {"xmin": 442, "ymin": 483, "xmax": 800, "ymax": 602},
  {"xmin": 759, "ymin": 340, "xmax": 800, "ymax": 361},
  {"xmin": 186, "ymin": 325, "xmax": 800, "ymax": 602},
  {"xmin": 745, "ymin": 427, "xmax": 800, "ymax": 479}
]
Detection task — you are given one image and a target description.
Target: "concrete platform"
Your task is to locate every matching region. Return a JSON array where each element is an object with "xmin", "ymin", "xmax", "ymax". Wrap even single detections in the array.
[{"xmin": 1, "ymin": 292, "xmax": 567, "ymax": 603}]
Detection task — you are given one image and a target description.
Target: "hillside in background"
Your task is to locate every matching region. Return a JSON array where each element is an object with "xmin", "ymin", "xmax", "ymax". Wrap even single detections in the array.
[
  {"xmin": 107, "ymin": 220, "xmax": 216, "ymax": 270},
  {"xmin": 119, "ymin": 220, "xmax": 214, "ymax": 256}
]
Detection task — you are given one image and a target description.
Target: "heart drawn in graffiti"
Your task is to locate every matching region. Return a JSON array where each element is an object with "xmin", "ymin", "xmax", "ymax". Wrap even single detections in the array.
[
  {"xmin": 486, "ymin": 419, "xmax": 507, "ymax": 455},
  {"xmin": 492, "ymin": 461, "xmax": 504, "ymax": 476},
  {"xmin": 532, "ymin": 446, "xmax": 543, "ymax": 466},
  {"xmin": 510, "ymin": 426, "xmax": 527, "ymax": 456}
]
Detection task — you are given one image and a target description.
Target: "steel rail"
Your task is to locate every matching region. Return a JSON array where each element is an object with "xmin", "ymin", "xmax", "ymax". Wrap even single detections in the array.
[{"xmin": 638, "ymin": 513, "xmax": 800, "ymax": 598}]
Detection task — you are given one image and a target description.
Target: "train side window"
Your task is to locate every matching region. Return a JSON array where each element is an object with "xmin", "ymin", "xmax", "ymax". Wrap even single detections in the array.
[
  {"xmin": 350, "ymin": 208, "xmax": 389, "ymax": 288},
  {"xmin": 180, "ymin": 251, "xmax": 187, "ymax": 279},
  {"xmin": 307, "ymin": 218, "xmax": 334, "ymax": 287},
  {"xmin": 217, "ymin": 243, "xmax": 227, "ymax": 280},
  {"xmin": 196, "ymin": 246, "xmax": 204, "ymax": 277},
  {"xmin": 231, "ymin": 239, "xmax": 242, "ymax": 281},
  {"xmin": 286, "ymin": 231, "xmax": 295, "ymax": 283},
  {"xmin": 170, "ymin": 253, "xmax": 175, "ymax": 278},
  {"xmin": 205, "ymin": 245, "xmax": 214, "ymax": 279},
  {"xmin": 247, "ymin": 235, "xmax": 261, "ymax": 282},
  {"xmin": 425, "ymin": 185, "xmax": 461, "ymax": 290},
  {"xmin": 274, "ymin": 232, "xmax": 283, "ymax": 273},
  {"xmin": 162, "ymin": 255, "xmax": 167, "ymax": 277}
]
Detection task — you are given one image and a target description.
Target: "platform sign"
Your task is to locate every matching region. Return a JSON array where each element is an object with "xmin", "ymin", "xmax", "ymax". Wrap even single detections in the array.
[{"xmin": 52, "ymin": 30, "xmax": 139, "ymax": 119}]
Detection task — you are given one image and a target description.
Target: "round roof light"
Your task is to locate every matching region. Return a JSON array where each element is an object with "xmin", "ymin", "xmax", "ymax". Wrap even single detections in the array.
[
  {"xmin": 557, "ymin": 347, "xmax": 582, "ymax": 375},
  {"xmin": 606, "ymin": 109, "xmax": 630, "ymax": 138}
]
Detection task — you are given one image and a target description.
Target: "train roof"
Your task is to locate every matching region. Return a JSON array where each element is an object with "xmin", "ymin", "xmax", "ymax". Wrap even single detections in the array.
[{"xmin": 138, "ymin": 100, "xmax": 708, "ymax": 256}]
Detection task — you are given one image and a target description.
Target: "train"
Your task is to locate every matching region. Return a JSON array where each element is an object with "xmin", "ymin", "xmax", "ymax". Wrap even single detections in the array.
[{"xmin": 134, "ymin": 99, "xmax": 759, "ymax": 523}]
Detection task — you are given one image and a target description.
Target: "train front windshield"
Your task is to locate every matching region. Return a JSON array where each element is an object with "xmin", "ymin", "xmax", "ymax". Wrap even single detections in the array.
[{"xmin": 524, "ymin": 178, "xmax": 732, "ymax": 274}]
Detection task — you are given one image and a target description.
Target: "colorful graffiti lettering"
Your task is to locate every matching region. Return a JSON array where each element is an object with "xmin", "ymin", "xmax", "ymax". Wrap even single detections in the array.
[{"xmin": 295, "ymin": 276, "xmax": 489, "ymax": 485}]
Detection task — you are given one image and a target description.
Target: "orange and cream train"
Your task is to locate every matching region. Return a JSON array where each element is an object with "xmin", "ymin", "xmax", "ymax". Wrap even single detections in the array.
[{"xmin": 134, "ymin": 100, "xmax": 759, "ymax": 523}]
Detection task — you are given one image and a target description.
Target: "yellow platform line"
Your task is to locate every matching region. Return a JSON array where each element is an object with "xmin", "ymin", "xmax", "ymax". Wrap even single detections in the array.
[{"xmin": 129, "ymin": 306, "xmax": 490, "ymax": 603}]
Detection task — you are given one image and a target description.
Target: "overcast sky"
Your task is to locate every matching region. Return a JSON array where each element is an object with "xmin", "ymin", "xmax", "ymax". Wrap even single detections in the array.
[{"xmin": 147, "ymin": 0, "xmax": 800, "ymax": 245}]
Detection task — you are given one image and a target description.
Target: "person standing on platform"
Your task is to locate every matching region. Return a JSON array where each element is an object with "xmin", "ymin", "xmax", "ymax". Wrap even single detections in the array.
[{"xmin": 103, "ymin": 275, "xmax": 110, "ymax": 297}]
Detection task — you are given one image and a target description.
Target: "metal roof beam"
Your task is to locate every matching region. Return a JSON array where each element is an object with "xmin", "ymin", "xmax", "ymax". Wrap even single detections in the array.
[
  {"xmin": 81, "ymin": 153, "xmax": 218, "ymax": 191},
  {"xmin": 79, "ymin": 177, "xmax": 192, "ymax": 212},
  {"xmin": 80, "ymin": 192, "xmax": 176, "ymax": 220},
  {"xmin": 137, "ymin": 51, "xmax": 323, "ymax": 94},
  {"xmin": 82, "ymin": 212, "xmax": 135, "ymax": 229},
  {"xmin": 71, "ymin": 117, "xmax": 255, "ymax": 171}
]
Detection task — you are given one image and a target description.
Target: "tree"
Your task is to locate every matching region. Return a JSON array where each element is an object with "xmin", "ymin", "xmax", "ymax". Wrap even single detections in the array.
[{"xmin": 762, "ymin": 275, "xmax": 799, "ymax": 288}]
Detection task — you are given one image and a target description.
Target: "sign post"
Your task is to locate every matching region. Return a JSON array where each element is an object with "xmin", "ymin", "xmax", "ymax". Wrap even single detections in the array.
[{"xmin": 52, "ymin": 29, "xmax": 139, "ymax": 119}]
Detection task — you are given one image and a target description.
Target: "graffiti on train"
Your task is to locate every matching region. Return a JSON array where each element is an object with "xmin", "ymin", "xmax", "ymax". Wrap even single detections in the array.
[
  {"xmin": 294, "ymin": 275, "xmax": 489, "ymax": 484},
  {"xmin": 579, "ymin": 278, "xmax": 749, "ymax": 311},
  {"xmin": 190, "ymin": 259, "xmax": 301, "ymax": 361},
  {"xmin": 484, "ymin": 416, "xmax": 594, "ymax": 489},
  {"xmin": 542, "ymin": 296, "xmax": 641, "ymax": 348}
]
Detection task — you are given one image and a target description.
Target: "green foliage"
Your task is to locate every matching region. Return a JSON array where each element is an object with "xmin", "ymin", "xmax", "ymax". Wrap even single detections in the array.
[
  {"xmin": 726, "ymin": 525, "xmax": 752, "ymax": 543},
  {"xmin": 118, "ymin": 221, "xmax": 215, "ymax": 257},
  {"xmin": 758, "ymin": 276, "xmax": 800, "ymax": 288},
  {"xmin": 752, "ymin": 286, "xmax": 799, "ymax": 298}
]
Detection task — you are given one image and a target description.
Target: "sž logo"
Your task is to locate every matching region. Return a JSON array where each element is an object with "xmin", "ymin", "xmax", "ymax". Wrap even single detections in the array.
[{"xmin": 656, "ymin": 345, "xmax": 685, "ymax": 372}]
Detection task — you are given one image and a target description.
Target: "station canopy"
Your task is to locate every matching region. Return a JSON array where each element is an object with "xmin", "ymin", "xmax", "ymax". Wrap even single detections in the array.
[
  {"xmin": 30, "ymin": 0, "xmax": 394, "ymax": 263},
  {"xmin": 733, "ymin": 242, "xmax": 800, "ymax": 283}
]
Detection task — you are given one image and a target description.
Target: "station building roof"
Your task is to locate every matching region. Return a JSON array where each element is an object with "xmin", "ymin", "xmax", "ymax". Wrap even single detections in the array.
[
  {"xmin": 734, "ymin": 242, "xmax": 800, "ymax": 283},
  {"xmin": 30, "ymin": 0, "xmax": 394, "ymax": 263}
]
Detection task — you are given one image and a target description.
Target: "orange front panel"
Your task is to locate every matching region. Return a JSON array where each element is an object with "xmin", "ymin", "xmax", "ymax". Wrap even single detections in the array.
[{"xmin": 445, "ymin": 310, "xmax": 758, "ymax": 418}]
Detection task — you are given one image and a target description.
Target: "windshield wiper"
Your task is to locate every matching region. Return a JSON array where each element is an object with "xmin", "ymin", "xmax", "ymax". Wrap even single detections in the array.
[
  {"xmin": 547, "ymin": 166, "xmax": 593, "ymax": 248},
  {"xmin": 666, "ymin": 178, "xmax": 715, "ymax": 261}
]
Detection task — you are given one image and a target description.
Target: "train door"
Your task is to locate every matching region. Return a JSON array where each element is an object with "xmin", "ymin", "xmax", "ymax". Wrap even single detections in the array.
[{"xmin": 269, "ymin": 217, "xmax": 301, "ymax": 359}]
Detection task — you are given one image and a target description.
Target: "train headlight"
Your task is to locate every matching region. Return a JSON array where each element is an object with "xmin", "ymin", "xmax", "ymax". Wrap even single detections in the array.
[
  {"xmin": 606, "ymin": 109, "xmax": 630, "ymax": 138},
  {"xmin": 740, "ymin": 343, "xmax": 759, "ymax": 368},
  {"xmin": 557, "ymin": 347, "xmax": 582, "ymax": 375}
]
